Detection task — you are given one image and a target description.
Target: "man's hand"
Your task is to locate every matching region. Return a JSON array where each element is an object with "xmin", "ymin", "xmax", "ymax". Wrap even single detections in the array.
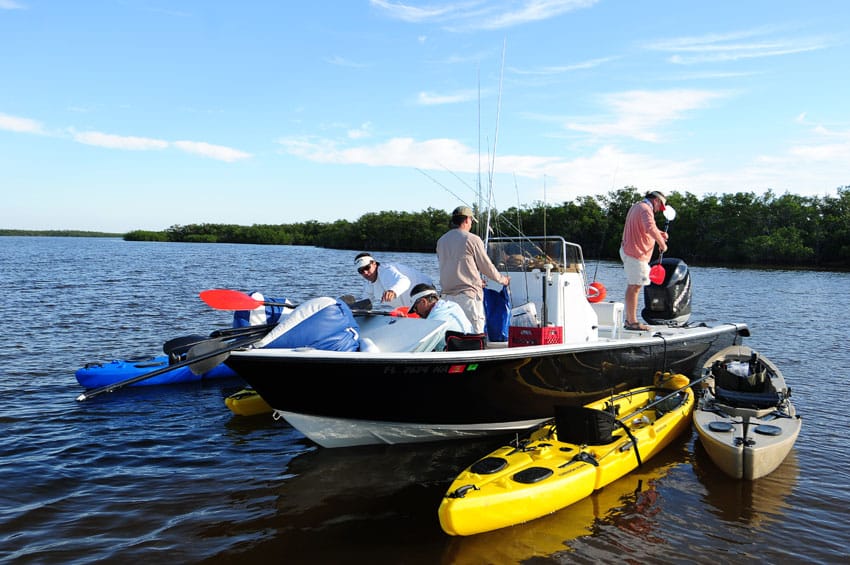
[{"xmin": 381, "ymin": 290, "xmax": 397, "ymax": 302}]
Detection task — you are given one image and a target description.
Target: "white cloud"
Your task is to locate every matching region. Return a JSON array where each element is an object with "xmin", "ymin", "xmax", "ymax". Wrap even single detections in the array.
[
  {"xmin": 172, "ymin": 140, "xmax": 252, "ymax": 162},
  {"xmin": 370, "ymin": 0, "xmax": 598, "ymax": 31},
  {"xmin": 0, "ymin": 112, "xmax": 45, "ymax": 134},
  {"xmin": 474, "ymin": 0, "xmax": 599, "ymax": 31},
  {"xmin": 566, "ymin": 89, "xmax": 728, "ymax": 142},
  {"xmin": 509, "ymin": 56, "xmax": 617, "ymax": 76},
  {"xmin": 324, "ymin": 55, "xmax": 369, "ymax": 68},
  {"xmin": 74, "ymin": 131, "xmax": 169, "ymax": 151},
  {"xmin": 417, "ymin": 89, "xmax": 480, "ymax": 105},
  {"xmin": 645, "ymin": 27, "xmax": 830, "ymax": 65},
  {"xmin": 279, "ymin": 135, "xmax": 479, "ymax": 170},
  {"xmin": 0, "ymin": 0, "xmax": 25, "ymax": 10},
  {"xmin": 71, "ymin": 130, "xmax": 250, "ymax": 162},
  {"xmin": 348, "ymin": 122, "xmax": 373, "ymax": 139},
  {"xmin": 277, "ymin": 126, "xmax": 848, "ymax": 202}
]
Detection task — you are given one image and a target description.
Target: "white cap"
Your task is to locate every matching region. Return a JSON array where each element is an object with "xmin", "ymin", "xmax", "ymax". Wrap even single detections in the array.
[{"xmin": 354, "ymin": 255, "xmax": 374, "ymax": 271}]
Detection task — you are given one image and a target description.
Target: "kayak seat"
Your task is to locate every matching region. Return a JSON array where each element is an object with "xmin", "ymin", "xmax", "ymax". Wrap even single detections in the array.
[
  {"xmin": 711, "ymin": 357, "xmax": 768, "ymax": 393},
  {"xmin": 554, "ymin": 405, "xmax": 617, "ymax": 445},
  {"xmin": 715, "ymin": 387, "xmax": 783, "ymax": 410}
]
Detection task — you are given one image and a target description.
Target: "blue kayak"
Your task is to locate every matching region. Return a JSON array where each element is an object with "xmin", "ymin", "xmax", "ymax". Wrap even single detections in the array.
[{"xmin": 75, "ymin": 354, "xmax": 238, "ymax": 389}]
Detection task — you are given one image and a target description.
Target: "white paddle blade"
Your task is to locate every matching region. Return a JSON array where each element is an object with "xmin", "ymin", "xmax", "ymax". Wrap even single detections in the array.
[{"xmin": 663, "ymin": 205, "xmax": 677, "ymax": 222}]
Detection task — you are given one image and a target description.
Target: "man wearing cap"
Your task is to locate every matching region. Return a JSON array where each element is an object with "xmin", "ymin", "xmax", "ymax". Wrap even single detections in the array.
[
  {"xmin": 354, "ymin": 252, "xmax": 434, "ymax": 308},
  {"xmin": 408, "ymin": 283, "xmax": 473, "ymax": 350},
  {"xmin": 620, "ymin": 190, "xmax": 669, "ymax": 331},
  {"xmin": 436, "ymin": 205, "xmax": 510, "ymax": 334}
]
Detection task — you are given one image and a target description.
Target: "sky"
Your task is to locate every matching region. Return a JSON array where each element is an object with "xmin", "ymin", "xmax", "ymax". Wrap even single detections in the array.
[{"xmin": 1, "ymin": 1, "xmax": 848, "ymax": 232}]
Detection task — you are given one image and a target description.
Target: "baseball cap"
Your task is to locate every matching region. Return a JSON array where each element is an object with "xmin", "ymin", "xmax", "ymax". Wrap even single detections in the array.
[{"xmin": 451, "ymin": 206, "xmax": 477, "ymax": 223}]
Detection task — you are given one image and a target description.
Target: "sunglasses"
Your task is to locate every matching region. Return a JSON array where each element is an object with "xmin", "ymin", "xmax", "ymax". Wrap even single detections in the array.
[{"xmin": 358, "ymin": 265, "xmax": 371, "ymax": 274}]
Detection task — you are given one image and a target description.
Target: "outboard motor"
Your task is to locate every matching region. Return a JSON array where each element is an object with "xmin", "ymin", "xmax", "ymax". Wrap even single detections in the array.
[{"xmin": 642, "ymin": 257, "xmax": 691, "ymax": 325}]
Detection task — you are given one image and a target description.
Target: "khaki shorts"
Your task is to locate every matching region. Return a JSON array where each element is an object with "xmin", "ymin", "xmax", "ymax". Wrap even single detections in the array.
[
  {"xmin": 620, "ymin": 247, "xmax": 649, "ymax": 286},
  {"xmin": 441, "ymin": 293, "xmax": 484, "ymax": 334}
]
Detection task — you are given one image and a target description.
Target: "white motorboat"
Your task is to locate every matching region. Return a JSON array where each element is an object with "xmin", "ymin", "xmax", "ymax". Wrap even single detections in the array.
[{"xmin": 222, "ymin": 236, "xmax": 749, "ymax": 448}]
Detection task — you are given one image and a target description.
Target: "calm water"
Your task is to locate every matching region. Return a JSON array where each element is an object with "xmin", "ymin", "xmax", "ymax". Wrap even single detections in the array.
[{"xmin": 0, "ymin": 237, "xmax": 847, "ymax": 564}]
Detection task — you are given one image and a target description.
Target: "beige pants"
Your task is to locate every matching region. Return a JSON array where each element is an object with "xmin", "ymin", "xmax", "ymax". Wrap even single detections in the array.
[{"xmin": 442, "ymin": 293, "xmax": 485, "ymax": 334}]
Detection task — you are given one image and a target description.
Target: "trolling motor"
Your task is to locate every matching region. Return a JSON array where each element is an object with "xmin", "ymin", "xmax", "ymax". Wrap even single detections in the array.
[{"xmin": 642, "ymin": 257, "xmax": 692, "ymax": 326}]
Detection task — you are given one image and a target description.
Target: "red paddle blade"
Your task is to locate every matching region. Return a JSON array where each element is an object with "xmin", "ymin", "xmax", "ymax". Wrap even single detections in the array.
[
  {"xmin": 649, "ymin": 265, "xmax": 665, "ymax": 285},
  {"xmin": 199, "ymin": 289, "xmax": 263, "ymax": 310}
]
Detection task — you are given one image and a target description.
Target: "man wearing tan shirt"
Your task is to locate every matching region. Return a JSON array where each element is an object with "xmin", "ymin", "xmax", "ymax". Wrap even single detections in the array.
[{"xmin": 436, "ymin": 206, "xmax": 510, "ymax": 334}]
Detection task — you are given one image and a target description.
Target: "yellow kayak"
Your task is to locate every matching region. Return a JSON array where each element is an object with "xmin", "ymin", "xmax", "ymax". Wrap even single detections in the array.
[
  {"xmin": 438, "ymin": 373, "xmax": 695, "ymax": 536},
  {"xmin": 225, "ymin": 388, "xmax": 272, "ymax": 416}
]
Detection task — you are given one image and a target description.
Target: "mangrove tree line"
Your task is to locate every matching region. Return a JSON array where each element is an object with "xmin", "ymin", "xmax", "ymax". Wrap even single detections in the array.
[{"xmin": 124, "ymin": 186, "xmax": 850, "ymax": 269}]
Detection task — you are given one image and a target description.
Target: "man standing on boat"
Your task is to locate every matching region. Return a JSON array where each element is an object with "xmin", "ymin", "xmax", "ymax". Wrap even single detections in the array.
[
  {"xmin": 436, "ymin": 206, "xmax": 510, "ymax": 334},
  {"xmin": 620, "ymin": 190, "xmax": 668, "ymax": 331},
  {"xmin": 354, "ymin": 252, "xmax": 434, "ymax": 308}
]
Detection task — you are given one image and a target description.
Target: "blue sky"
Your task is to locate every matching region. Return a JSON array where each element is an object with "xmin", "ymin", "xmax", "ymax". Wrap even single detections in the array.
[{"xmin": 1, "ymin": 1, "xmax": 848, "ymax": 232}]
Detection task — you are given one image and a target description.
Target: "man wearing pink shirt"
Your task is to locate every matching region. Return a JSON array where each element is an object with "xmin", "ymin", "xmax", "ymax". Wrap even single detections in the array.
[{"xmin": 619, "ymin": 191, "xmax": 669, "ymax": 331}]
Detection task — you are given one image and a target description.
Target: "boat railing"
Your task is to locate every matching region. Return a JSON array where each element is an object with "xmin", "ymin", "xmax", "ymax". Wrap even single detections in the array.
[{"xmin": 487, "ymin": 236, "xmax": 585, "ymax": 274}]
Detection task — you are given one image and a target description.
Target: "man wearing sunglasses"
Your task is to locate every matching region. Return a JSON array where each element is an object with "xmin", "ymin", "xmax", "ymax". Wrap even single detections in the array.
[{"xmin": 354, "ymin": 252, "xmax": 434, "ymax": 308}]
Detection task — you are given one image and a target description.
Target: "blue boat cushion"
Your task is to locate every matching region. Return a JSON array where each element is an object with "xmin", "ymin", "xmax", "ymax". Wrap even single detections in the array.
[
  {"xmin": 254, "ymin": 297, "xmax": 360, "ymax": 352},
  {"xmin": 232, "ymin": 292, "xmax": 291, "ymax": 328},
  {"xmin": 554, "ymin": 405, "xmax": 617, "ymax": 445}
]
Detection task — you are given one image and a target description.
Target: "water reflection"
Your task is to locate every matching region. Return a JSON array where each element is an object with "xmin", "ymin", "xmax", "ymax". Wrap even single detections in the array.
[
  {"xmin": 692, "ymin": 438, "xmax": 800, "ymax": 528},
  {"xmin": 441, "ymin": 435, "xmax": 691, "ymax": 564}
]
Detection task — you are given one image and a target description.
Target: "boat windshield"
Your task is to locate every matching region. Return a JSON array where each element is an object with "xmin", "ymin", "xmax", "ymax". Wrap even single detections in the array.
[{"xmin": 487, "ymin": 236, "xmax": 583, "ymax": 273}]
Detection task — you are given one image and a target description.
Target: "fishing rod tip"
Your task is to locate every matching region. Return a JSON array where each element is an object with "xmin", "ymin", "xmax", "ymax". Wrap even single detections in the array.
[{"xmin": 75, "ymin": 394, "xmax": 87, "ymax": 402}]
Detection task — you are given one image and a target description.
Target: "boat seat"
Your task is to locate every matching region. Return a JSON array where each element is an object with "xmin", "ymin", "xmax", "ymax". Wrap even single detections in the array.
[
  {"xmin": 445, "ymin": 331, "xmax": 486, "ymax": 351},
  {"xmin": 356, "ymin": 315, "xmax": 451, "ymax": 352},
  {"xmin": 711, "ymin": 358, "xmax": 768, "ymax": 393},
  {"xmin": 715, "ymin": 387, "xmax": 783, "ymax": 410},
  {"xmin": 554, "ymin": 405, "xmax": 618, "ymax": 445}
]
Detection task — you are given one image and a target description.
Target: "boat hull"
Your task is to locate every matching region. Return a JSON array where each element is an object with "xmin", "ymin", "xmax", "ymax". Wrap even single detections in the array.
[
  {"xmin": 693, "ymin": 345, "xmax": 801, "ymax": 480},
  {"xmin": 75, "ymin": 354, "xmax": 238, "ymax": 389},
  {"xmin": 438, "ymin": 382, "xmax": 696, "ymax": 536},
  {"xmin": 227, "ymin": 322, "xmax": 746, "ymax": 447}
]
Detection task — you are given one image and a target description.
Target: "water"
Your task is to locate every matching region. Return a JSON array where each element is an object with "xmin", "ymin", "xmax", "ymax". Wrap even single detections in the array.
[{"xmin": 0, "ymin": 237, "xmax": 847, "ymax": 564}]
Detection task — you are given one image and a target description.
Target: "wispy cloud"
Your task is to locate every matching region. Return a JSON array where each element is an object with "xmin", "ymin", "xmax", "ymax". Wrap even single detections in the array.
[
  {"xmin": 566, "ymin": 89, "xmax": 728, "ymax": 142},
  {"xmin": 325, "ymin": 55, "xmax": 370, "ymax": 68},
  {"xmin": 509, "ymin": 56, "xmax": 617, "ymax": 75},
  {"xmin": 73, "ymin": 130, "xmax": 251, "ymax": 161},
  {"xmin": 0, "ymin": 0, "xmax": 25, "ymax": 10},
  {"xmin": 371, "ymin": 0, "xmax": 598, "ymax": 31},
  {"xmin": 348, "ymin": 122, "xmax": 373, "ymax": 139},
  {"xmin": 172, "ymin": 140, "xmax": 252, "ymax": 162},
  {"xmin": 416, "ymin": 89, "xmax": 480, "ymax": 105},
  {"xmin": 1, "ymin": 111, "xmax": 251, "ymax": 162},
  {"xmin": 74, "ymin": 131, "xmax": 169, "ymax": 151},
  {"xmin": 645, "ymin": 27, "xmax": 830, "ymax": 64},
  {"xmin": 0, "ymin": 112, "xmax": 45, "ymax": 134}
]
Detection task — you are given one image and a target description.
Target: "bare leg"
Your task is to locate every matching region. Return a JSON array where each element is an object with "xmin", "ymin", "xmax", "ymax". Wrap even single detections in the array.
[{"xmin": 625, "ymin": 284, "xmax": 641, "ymax": 325}]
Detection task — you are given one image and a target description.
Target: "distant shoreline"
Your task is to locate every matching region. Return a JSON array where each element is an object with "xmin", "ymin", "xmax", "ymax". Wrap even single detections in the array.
[{"xmin": 0, "ymin": 230, "xmax": 122, "ymax": 238}]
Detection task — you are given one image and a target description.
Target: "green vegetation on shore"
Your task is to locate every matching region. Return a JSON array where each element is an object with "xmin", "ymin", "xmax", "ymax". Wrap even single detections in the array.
[
  {"xmin": 0, "ymin": 229, "xmax": 122, "ymax": 238},
  {"xmin": 7, "ymin": 187, "xmax": 848, "ymax": 269},
  {"xmin": 125, "ymin": 187, "xmax": 850, "ymax": 269}
]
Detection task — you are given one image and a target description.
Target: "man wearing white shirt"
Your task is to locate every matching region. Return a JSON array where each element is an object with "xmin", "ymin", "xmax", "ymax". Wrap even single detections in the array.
[
  {"xmin": 408, "ymin": 283, "xmax": 473, "ymax": 350},
  {"xmin": 354, "ymin": 252, "xmax": 434, "ymax": 308}
]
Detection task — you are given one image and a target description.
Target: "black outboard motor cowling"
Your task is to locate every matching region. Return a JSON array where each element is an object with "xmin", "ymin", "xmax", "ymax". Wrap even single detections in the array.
[{"xmin": 642, "ymin": 257, "xmax": 692, "ymax": 325}]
